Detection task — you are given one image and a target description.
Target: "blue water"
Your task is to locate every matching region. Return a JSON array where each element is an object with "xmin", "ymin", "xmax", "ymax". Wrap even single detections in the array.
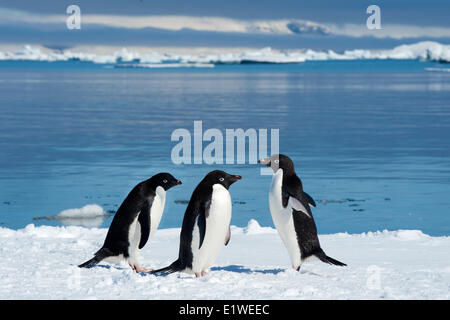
[{"xmin": 1, "ymin": 60, "xmax": 449, "ymax": 235}]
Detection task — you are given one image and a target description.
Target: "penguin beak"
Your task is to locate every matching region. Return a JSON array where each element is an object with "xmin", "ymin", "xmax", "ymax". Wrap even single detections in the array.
[
  {"xmin": 231, "ymin": 175, "xmax": 242, "ymax": 182},
  {"xmin": 258, "ymin": 157, "xmax": 271, "ymax": 167},
  {"xmin": 176, "ymin": 180, "xmax": 182, "ymax": 185}
]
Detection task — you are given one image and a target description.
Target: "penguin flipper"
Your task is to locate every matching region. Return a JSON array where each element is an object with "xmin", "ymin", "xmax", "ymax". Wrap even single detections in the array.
[
  {"xmin": 303, "ymin": 192, "xmax": 316, "ymax": 208},
  {"xmin": 197, "ymin": 210, "xmax": 206, "ymax": 249},
  {"xmin": 224, "ymin": 226, "xmax": 231, "ymax": 246},
  {"xmin": 138, "ymin": 198, "xmax": 153, "ymax": 249},
  {"xmin": 282, "ymin": 185, "xmax": 312, "ymax": 218},
  {"xmin": 78, "ymin": 248, "xmax": 112, "ymax": 268},
  {"xmin": 196, "ymin": 198, "xmax": 212, "ymax": 249},
  {"xmin": 289, "ymin": 197, "xmax": 311, "ymax": 218}
]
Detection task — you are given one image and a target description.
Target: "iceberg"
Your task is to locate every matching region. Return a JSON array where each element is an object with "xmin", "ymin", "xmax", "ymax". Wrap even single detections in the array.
[
  {"xmin": 33, "ymin": 204, "xmax": 111, "ymax": 228},
  {"xmin": 0, "ymin": 41, "xmax": 449, "ymax": 66}
]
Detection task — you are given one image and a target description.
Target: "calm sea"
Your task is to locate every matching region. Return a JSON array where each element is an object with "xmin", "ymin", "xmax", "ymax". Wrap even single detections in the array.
[{"xmin": 0, "ymin": 60, "xmax": 449, "ymax": 235}]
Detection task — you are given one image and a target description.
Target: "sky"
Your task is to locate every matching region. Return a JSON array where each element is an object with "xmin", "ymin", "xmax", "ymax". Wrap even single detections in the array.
[{"xmin": 0, "ymin": 0, "xmax": 449, "ymax": 51}]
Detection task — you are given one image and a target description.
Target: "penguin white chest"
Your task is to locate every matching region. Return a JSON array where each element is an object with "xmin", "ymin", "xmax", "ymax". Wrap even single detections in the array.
[
  {"xmin": 268, "ymin": 169, "xmax": 301, "ymax": 267},
  {"xmin": 127, "ymin": 216, "xmax": 141, "ymax": 263},
  {"xmin": 191, "ymin": 184, "xmax": 232, "ymax": 273},
  {"xmin": 149, "ymin": 186, "xmax": 166, "ymax": 238}
]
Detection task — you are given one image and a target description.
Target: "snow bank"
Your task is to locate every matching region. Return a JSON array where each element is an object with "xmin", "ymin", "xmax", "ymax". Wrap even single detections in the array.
[
  {"xmin": 1, "ymin": 42, "xmax": 449, "ymax": 65},
  {"xmin": 242, "ymin": 219, "xmax": 277, "ymax": 235},
  {"xmin": 0, "ymin": 222, "xmax": 448, "ymax": 300}
]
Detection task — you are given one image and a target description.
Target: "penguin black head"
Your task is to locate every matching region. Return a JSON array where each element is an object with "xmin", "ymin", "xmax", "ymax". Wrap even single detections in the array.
[
  {"xmin": 203, "ymin": 170, "xmax": 242, "ymax": 190},
  {"xmin": 258, "ymin": 154, "xmax": 294, "ymax": 174},
  {"xmin": 149, "ymin": 172, "xmax": 182, "ymax": 191}
]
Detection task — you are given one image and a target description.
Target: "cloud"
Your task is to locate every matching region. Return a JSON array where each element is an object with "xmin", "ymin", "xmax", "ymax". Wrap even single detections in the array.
[
  {"xmin": 329, "ymin": 23, "xmax": 450, "ymax": 40},
  {"xmin": 81, "ymin": 15, "xmax": 331, "ymax": 35},
  {"xmin": 0, "ymin": 7, "xmax": 64, "ymax": 24},
  {"xmin": 1, "ymin": 7, "xmax": 450, "ymax": 40},
  {"xmin": 0, "ymin": 7, "xmax": 330, "ymax": 35}
]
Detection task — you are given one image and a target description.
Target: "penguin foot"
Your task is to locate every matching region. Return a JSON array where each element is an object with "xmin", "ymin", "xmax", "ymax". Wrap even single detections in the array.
[
  {"xmin": 129, "ymin": 263, "xmax": 152, "ymax": 273},
  {"xmin": 195, "ymin": 271, "xmax": 208, "ymax": 278},
  {"xmin": 135, "ymin": 266, "xmax": 152, "ymax": 273},
  {"xmin": 293, "ymin": 266, "xmax": 301, "ymax": 272}
]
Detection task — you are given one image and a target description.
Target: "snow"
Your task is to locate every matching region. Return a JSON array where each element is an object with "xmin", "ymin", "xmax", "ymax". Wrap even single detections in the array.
[
  {"xmin": 0, "ymin": 220, "xmax": 448, "ymax": 300},
  {"xmin": 426, "ymin": 67, "xmax": 450, "ymax": 73},
  {"xmin": 56, "ymin": 204, "xmax": 107, "ymax": 219},
  {"xmin": 242, "ymin": 219, "xmax": 276, "ymax": 235},
  {"xmin": 114, "ymin": 63, "xmax": 215, "ymax": 68},
  {"xmin": 1, "ymin": 42, "xmax": 450, "ymax": 65}
]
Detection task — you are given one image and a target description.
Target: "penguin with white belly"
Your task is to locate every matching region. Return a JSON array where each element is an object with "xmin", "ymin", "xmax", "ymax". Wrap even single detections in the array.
[
  {"xmin": 78, "ymin": 173, "xmax": 182, "ymax": 272},
  {"xmin": 259, "ymin": 154, "xmax": 346, "ymax": 271},
  {"xmin": 151, "ymin": 170, "xmax": 241, "ymax": 277}
]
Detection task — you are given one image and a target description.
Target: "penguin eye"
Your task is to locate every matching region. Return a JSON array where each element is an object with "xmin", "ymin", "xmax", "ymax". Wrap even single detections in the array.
[
  {"xmin": 274, "ymin": 159, "xmax": 279, "ymax": 164},
  {"xmin": 163, "ymin": 179, "xmax": 168, "ymax": 183},
  {"xmin": 219, "ymin": 177, "xmax": 224, "ymax": 182}
]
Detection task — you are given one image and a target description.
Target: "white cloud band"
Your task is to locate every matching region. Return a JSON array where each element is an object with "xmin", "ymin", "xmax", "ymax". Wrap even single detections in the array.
[{"xmin": 1, "ymin": 7, "xmax": 450, "ymax": 39}]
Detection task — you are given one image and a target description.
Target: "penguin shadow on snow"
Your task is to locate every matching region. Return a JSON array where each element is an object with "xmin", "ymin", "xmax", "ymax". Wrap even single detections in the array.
[
  {"xmin": 146, "ymin": 265, "xmax": 285, "ymax": 277},
  {"xmin": 211, "ymin": 265, "xmax": 284, "ymax": 275},
  {"xmin": 75, "ymin": 263, "xmax": 327, "ymax": 278},
  {"xmin": 72, "ymin": 263, "xmax": 118, "ymax": 270},
  {"xmin": 212, "ymin": 265, "xmax": 326, "ymax": 277},
  {"xmin": 74, "ymin": 263, "xmax": 141, "ymax": 272}
]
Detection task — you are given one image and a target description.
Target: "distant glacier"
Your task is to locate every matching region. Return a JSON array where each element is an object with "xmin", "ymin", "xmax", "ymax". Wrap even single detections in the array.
[{"xmin": 0, "ymin": 41, "xmax": 449, "ymax": 66}]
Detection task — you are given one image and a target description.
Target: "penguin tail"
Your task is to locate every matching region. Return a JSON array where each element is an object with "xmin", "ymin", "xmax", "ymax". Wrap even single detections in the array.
[
  {"xmin": 78, "ymin": 256, "xmax": 101, "ymax": 268},
  {"xmin": 315, "ymin": 250, "xmax": 347, "ymax": 267},
  {"xmin": 78, "ymin": 248, "xmax": 111, "ymax": 268},
  {"xmin": 150, "ymin": 260, "xmax": 183, "ymax": 275}
]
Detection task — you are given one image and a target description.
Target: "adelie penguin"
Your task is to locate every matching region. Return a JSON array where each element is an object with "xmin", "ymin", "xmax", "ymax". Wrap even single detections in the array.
[
  {"xmin": 259, "ymin": 154, "xmax": 346, "ymax": 271},
  {"xmin": 79, "ymin": 173, "xmax": 182, "ymax": 272},
  {"xmin": 151, "ymin": 170, "xmax": 242, "ymax": 277}
]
